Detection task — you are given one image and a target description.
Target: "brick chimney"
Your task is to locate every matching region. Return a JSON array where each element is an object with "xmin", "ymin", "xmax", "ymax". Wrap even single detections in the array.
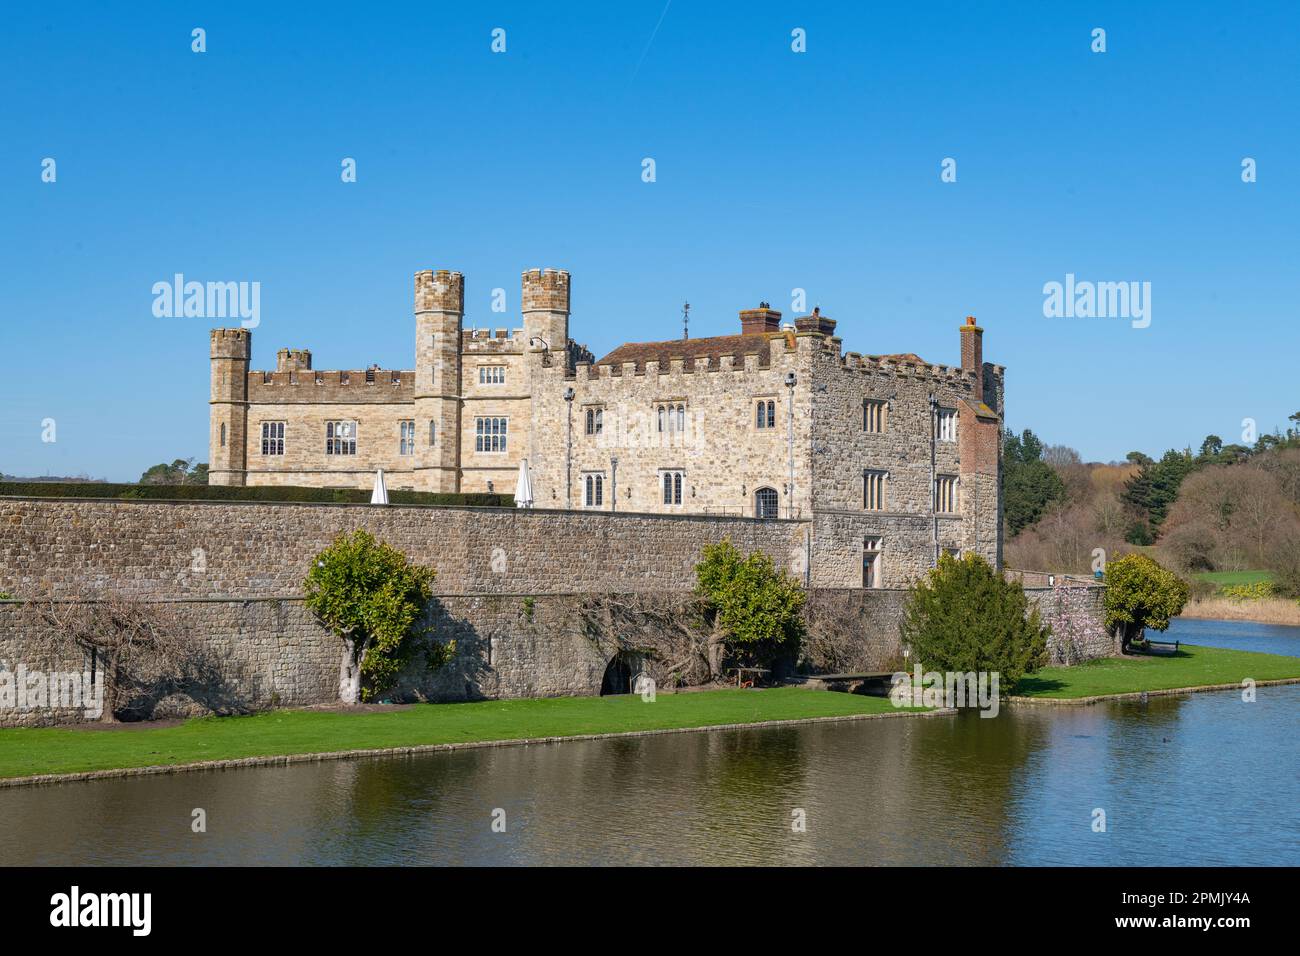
[
  {"xmin": 740, "ymin": 302, "xmax": 782, "ymax": 335},
  {"xmin": 959, "ymin": 316, "xmax": 983, "ymax": 402},
  {"xmin": 793, "ymin": 306, "xmax": 837, "ymax": 337}
]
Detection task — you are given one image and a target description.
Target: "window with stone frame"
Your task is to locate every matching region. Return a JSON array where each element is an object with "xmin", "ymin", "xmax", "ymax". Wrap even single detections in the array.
[
  {"xmin": 479, "ymin": 365, "xmax": 506, "ymax": 385},
  {"xmin": 756, "ymin": 399, "xmax": 776, "ymax": 429},
  {"xmin": 862, "ymin": 536, "xmax": 883, "ymax": 588},
  {"xmin": 585, "ymin": 406, "xmax": 604, "ymax": 436},
  {"xmin": 325, "ymin": 420, "xmax": 357, "ymax": 456},
  {"xmin": 475, "ymin": 417, "xmax": 508, "ymax": 453},
  {"xmin": 863, "ymin": 470, "xmax": 887, "ymax": 511},
  {"xmin": 399, "ymin": 420, "xmax": 416, "ymax": 456},
  {"xmin": 863, "ymin": 399, "xmax": 887, "ymax": 434},
  {"xmin": 934, "ymin": 475, "xmax": 959, "ymax": 514},
  {"xmin": 583, "ymin": 472, "xmax": 605, "ymax": 508},
  {"xmin": 754, "ymin": 486, "xmax": 779, "ymax": 518},
  {"xmin": 937, "ymin": 407, "xmax": 957, "ymax": 442},
  {"xmin": 261, "ymin": 421, "xmax": 285, "ymax": 456},
  {"xmin": 661, "ymin": 470, "xmax": 684, "ymax": 505}
]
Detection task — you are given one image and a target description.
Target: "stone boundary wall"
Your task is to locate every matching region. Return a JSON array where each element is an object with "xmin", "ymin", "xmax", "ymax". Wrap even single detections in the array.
[
  {"xmin": 0, "ymin": 582, "xmax": 1113, "ymax": 728},
  {"xmin": 0, "ymin": 497, "xmax": 807, "ymax": 600}
]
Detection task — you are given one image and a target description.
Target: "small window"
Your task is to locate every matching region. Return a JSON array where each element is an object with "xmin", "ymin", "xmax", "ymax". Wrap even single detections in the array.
[
  {"xmin": 863, "ymin": 536, "xmax": 883, "ymax": 588},
  {"xmin": 661, "ymin": 470, "xmax": 684, "ymax": 505},
  {"xmin": 261, "ymin": 421, "xmax": 285, "ymax": 456},
  {"xmin": 754, "ymin": 487, "xmax": 779, "ymax": 518},
  {"xmin": 937, "ymin": 407, "xmax": 957, "ymax": 442},
  {"xmin": 585, "ymin": 407, "xmax": 603, "ymax": 436},
  {"xmin": 326, "ymin": 420, "xmax": 357, "ymax": 456},
  {"xmin": 756, "ymin": 400, "xmax": 776, "ymax": 429},
  {"xmin": 220, "ymin": 422, "xmax": 226, "ymax": 447},
  {"xmin": 864, "ymin": 470, "xmax": 887, "ymax": 511},
  {"xmin": 399, "ymin": 420, "xmax": 416, "ymax": 456},
  {"xmin": 935, "ymin": 475, "xmax": 958, "ymax": 514},
  {"xmin": 475, "ymin": 417, "xmax": 508, "ymax": 453},
  {"xmin": 479, "ymin": 366, "xmax": 506, "ymax": 385},
  {"xmin": 864, "ymin": 400, "xmax": 886, "ymax": 434},
  {"xmin": 584, "ymin": 473, "xmax": 605, "ymax": 508},
  {"xmin": 428, "ymin": 421, "xmax": 436, "ymax": 446}
]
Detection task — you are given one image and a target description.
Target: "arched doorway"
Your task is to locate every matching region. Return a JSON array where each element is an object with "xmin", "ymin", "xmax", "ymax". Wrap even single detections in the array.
[
  {"xmin": 754, "ymin": 486, "xmax": 779, "ymax": 519},
  {"xmin": 600, "ymin": 653, "xmax": 632, "ymax": 695}
]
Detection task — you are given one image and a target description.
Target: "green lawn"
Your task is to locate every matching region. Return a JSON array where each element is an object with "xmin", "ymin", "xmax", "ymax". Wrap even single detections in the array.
[
  {"xmin": 1192, "ymin": 570, "xmax": 1275, "ymax": 588},
  {"xmin": 1015, "ymin": 644, "xmax": 1300, "ymax": 699},
  {"xmin": 0, "ymin": 687, "xmax": 918, "ymax": 781}
]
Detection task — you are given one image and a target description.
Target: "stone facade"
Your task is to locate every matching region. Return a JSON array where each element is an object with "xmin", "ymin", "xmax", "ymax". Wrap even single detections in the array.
[{"xmin": 208, "ymin": 268, "xmax": 1004, "ymax": 587}]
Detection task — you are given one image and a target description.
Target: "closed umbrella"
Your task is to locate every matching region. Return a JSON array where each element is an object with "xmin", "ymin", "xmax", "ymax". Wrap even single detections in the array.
[
  {"xmin": 370, "ymin": 468, "xmax": 389, "ymax": 505},
  {"xmin": 514, "ymin": 458, "xmax": 533, "ymax": 508}
]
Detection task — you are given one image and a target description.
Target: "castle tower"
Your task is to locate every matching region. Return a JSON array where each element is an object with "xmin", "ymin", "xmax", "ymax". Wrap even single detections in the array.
[
  {"xmin": 522, "ymin": 268, "xmax": 570, "ymax": 368},
  {"xmin": 413, "ymin": 269, "xmax": 463, "ymax": 492},
  {"xmin": 209, "ymin": 328, "xmax": 251, "ymax": 486}
]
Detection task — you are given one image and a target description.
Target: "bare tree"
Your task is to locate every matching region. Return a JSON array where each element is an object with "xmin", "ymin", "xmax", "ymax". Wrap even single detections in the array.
[{"xmin": 22, "ymin": 598, "xmax": 209, "ymax": 722}]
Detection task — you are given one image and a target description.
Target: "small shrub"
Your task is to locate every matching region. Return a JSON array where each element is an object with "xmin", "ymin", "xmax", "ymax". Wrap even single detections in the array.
[{"xmin": 1221, "ymin": 581, "xmax": 1274, "ymax": 601}]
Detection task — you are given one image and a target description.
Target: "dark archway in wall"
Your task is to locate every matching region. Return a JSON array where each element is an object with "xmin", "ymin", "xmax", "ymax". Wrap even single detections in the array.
[{"xmin": 600, "ymin": 652, "xmax": 633, "ymax": 696}]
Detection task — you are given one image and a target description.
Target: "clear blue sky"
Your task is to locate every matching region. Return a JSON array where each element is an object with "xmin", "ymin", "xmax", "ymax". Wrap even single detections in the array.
[{"xmin": 2, "ymin": 1, "xmax": 1296, "ymax": 481}]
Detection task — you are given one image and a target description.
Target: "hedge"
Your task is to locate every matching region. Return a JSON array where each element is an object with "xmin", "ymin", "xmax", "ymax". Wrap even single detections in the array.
[{"xmin": 0, "ymin": 482, "xmax": 515, "ymax": 508}]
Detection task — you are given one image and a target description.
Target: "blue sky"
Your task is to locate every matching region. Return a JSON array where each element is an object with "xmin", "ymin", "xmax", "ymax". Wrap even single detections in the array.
[{"xmin": 2, "ymin": 1, "xmax": 1297, "ymax": 481}]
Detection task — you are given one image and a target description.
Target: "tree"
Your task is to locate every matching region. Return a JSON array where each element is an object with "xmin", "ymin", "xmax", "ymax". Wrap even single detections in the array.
[
  {"xmin": 1102, "ymin": 554, "xmax": 1188, "ymax": 652},
  {"xmin": 899, "ymin": 553, "xmax": 1048, "ymax": 692},
  {"xmin": 304, "ymin": 530, "xmax": 448, "ymax": 704},
  {"xmin": 1003, "ymin": 429, "xmax": 1065, "ymax": 535},
  {"xmin": 23, "ymin": 598, "xmax": 207, "ymax": 722},
  {"xmin": 139, "ymin": 458, "xmax": 208, "ymax": 485},
  {"xmin": 1123, "ymin": 448, "xmax": 1196, "ymax": 539},
  {"xmin": 695, "ymin": 539, "xmax": 805, "ymax": 679}
]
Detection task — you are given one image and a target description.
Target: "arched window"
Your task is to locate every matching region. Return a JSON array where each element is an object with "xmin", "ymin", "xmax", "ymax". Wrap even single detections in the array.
[
  {"xmin": 676, "ymin": 404, "xmax": 685, "ymax": 432},
  {"xmin": 657, "ymin": 405, "xmax": 665, "ymax": 433},
  {"xmin": 755, "ymin": 487, "xmax": 779, "ymax": 519}
]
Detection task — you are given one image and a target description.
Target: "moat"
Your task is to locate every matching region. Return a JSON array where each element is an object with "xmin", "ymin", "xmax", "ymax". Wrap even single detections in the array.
[{"xmin": 1, "ymin": 618, "xmax": 1296, "ymax": 866}]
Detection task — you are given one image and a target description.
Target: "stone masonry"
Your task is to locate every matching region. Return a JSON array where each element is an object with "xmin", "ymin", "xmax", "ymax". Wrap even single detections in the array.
[{"xmin": 208, "ymin": 268, "xmax": 1004, "ymax": 588}]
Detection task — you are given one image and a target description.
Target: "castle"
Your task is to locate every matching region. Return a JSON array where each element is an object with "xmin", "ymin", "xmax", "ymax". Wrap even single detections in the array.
[{"xmin": 210, "ymin": 268, "xmax": 1004, "ymax": 586}]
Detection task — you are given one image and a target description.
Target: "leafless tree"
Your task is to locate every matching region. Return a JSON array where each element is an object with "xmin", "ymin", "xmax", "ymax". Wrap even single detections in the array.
[{"xmin": 21, "ymin": 598, "xmax": 211, "ymax": 722}]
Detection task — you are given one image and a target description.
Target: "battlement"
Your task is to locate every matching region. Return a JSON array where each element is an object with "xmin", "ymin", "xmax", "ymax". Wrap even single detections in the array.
[
  {"xmin": 415, "ymin": 269, "xmax": 464, "ymax": 314},
  {"xmin": 276, "ymin": 348, "xmax": 312, "ymax": 372},
  {"xmin": 210, "ymin": 328, "xmax": 251, "ymax": 360},
  {"xmin": 246, "ymin": 368, "xmax": 415, "ymax": 404},
  {"xmin": 522, "ymin": 268, "xmax": 570, "ymax": 313},
  {"xmin": 461, "ymin": 327, "xmax": 527, "ymax": 352}
]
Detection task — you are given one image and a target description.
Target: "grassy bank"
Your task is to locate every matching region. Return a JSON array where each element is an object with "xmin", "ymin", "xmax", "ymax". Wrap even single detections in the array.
[
  {"xmin": 1015, "ymin": 644, "xmax": 1300, "ymax": 700},
  {"xmin": 0, "ymin": 688, "xmax": 921, "ymax": 781}
]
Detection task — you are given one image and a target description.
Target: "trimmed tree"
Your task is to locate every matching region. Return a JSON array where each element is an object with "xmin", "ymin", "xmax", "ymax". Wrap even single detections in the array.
[
  {"xmin": 695, "ymin": 539, "xmax": 805, "ymax": 679},
  {"xmin": 1102, "ymin": 553, "xmax": 1189, "ymax": 652},
  {"xmin": 304, "ymin": 530, "xmax": 448, "ymax": 704},
  {"xmin": 900, "ymin": 553, "xmax": 1048, "ymax": 692}
]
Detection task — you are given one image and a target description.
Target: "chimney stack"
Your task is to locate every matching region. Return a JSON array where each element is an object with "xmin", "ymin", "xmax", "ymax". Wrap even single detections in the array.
[
  {"xmin": 794, "ymin": 306, "xmax": 837, "ymax": 337},
  {"xmin": 739, "ymin": 302, "xmax": 782, "ymax": 335},
  {"xmin": 960, "ymin": 315, "xmax": 983, "ymax": 402}
]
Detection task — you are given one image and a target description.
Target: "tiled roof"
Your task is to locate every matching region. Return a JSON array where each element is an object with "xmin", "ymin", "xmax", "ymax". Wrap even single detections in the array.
[{"xmin": 594, "ymin": 332, "xmax": 787, "ymax": 369}]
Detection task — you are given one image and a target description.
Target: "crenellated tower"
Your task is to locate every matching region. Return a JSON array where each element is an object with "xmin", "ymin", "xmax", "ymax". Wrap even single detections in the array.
[
  {"xmin": 413, "ymin": 269, "xmax": 464, "ymax": 492},
  {"xmin": 209, "ymin": 328, "xmax": 251, "ymax": 486},
  {"xmin": 522, "ymin": 268, "xmax": 570, "ymax": 370}
]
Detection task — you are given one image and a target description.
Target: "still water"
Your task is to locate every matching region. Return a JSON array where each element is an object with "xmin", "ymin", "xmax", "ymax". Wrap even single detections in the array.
[{"xmin": 0, "ymin": 618, "xmax": 1296, "ymax": 866}]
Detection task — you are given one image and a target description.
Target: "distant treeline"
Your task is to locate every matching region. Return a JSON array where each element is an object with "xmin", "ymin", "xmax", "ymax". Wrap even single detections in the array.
[{"xmin": 1004, "ymin": 415, "xmax": 1300, "ymax": 597}]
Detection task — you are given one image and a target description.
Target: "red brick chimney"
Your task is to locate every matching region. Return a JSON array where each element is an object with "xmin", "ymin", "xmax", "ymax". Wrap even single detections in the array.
[
  {"xmin": 794, "ymin": 306, "xmax": 837, "ymax": 337},
  {"xmin": 960, "ymin": 315, "xmax": 983, "ymax": 402},
  {"xmin": 740, "ymin": 303, "xmax": 782, "ymax": 335}
]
